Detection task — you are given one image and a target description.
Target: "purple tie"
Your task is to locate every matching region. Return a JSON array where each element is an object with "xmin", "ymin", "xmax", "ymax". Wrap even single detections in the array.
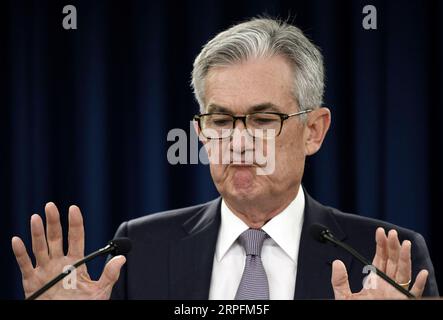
[{"xmin": 235, "ymin": 229, "xmax": 270, "ymax": 300}]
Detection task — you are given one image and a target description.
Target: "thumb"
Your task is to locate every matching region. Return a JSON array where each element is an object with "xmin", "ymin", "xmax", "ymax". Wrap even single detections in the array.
[
  {"xmin": 331, "ymin": 260, "xmax": 352, "ymax": 300},
  {"xmin": 98, "ymin": 255, "xmax": 126, "ymax": 290}
]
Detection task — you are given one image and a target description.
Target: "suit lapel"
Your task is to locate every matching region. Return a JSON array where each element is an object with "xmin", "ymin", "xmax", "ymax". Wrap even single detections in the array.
[
  {"xmin": 169, "ymin": 198, "xmax": 221, "ymax": 299},
  {"xmin": 294, "ymin": 190, "xmax": 353, "ymax": 299}
]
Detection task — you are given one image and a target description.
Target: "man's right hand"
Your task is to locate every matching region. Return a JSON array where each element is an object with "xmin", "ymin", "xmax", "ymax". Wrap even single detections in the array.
[{"xmin": 11, "ymin": 202, "xmax": 126, "ymax": 300}]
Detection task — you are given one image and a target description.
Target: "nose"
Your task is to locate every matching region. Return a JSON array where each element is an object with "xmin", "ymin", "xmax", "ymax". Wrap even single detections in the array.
[
  {"xmin": 231, "ymin": 118, "xmax": 254, "ymax": 154},
  {"xmin": 233, "ymin": 117, "xmax": 247, "ymax": 131}
]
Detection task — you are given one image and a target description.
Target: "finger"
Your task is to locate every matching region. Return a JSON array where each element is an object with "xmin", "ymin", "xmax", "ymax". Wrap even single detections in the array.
[
  {"xmin": 30, "ymin": 214, "xmax": 49, "ymax": 266},
  {"xmin": 331, "ymin": 260, "xmax": 352, "ymax": 300},
  {"xmin": 394, "ymin": 240, "xmax": 412, "ymax": 287},
  {"xmin": 98, "ymin": 256, "xmax": 126, "ymax": 290},
  {"xmin": 386, "ymin": 229, "xmax": 401, "ymax": 278},
  {"xmin": 372, "ymin": 227, "xmax": 388, "ymax": 270},
  {"xmin": 11, "ymin": 236, "xmax": 34, "ymax": 280},
  {"xmin": 410, "ymin": 270, "xmax": 429, "ymax": 298},
  {"xmin": 67, "ymin": 205, "xmax": 85, "ymax": 258},
  {"xmin": 45, "ymin": 202, "xmax": 64, "ymax": 258}
]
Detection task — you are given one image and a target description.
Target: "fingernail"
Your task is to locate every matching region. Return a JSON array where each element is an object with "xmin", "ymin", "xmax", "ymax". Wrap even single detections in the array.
[
  {"xmin": 70, "ymin": 204, "xmax": 81, "ymax": 211},
  {"xmin": 403, "ymin": 240, "xmax": 411, "ymax": 246}
]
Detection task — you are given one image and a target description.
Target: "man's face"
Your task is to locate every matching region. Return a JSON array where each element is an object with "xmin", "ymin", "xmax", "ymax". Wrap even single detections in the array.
[{"xmin": 200, "ymin": 55, "xmax": 310, "ymax": 205}]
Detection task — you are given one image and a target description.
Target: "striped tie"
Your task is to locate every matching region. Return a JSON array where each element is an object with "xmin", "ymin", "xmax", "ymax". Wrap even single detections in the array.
[{"xmin": 235, "ymin": 229, "xmax": 269, "ymax": 300}]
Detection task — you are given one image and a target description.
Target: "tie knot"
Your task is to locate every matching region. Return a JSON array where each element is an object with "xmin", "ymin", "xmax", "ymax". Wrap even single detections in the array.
[{"xmin": 237, "ymin": 229, "xmax": 267, "ymax": 256}]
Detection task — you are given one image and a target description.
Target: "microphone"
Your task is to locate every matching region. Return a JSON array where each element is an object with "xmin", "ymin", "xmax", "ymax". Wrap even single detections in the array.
[
  {"xmin": 26, "ymin": 237, "xmax": 132, "ymax": 300},
  {"xmin": 310, "ymin": 223, "xmax": 415, "ymax": 298}
]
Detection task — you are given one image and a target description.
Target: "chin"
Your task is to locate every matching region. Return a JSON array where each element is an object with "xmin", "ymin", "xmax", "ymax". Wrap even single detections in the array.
[
  {"xmin": 228, "ymin": 180, "xmax": 263, "ymax": 202},
  {"xmin": 225, "ymin": 189, "xmax": 258, "ymax": 204}
]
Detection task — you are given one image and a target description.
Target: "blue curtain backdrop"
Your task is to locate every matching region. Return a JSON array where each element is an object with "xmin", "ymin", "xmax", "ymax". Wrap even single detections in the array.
[{"xmin": 1, "ymin": 0, "xmax": 442, "ymax": 299}]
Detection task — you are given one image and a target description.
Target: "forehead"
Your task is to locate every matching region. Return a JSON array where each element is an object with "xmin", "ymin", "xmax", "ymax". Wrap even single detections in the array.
[{"xmin": 204, "ymin": 55, "xmax": 296, "ymax": 113}]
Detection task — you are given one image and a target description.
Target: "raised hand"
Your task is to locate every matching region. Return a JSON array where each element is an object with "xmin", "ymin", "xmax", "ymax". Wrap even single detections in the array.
[
  {"xmin": 12, "ymin": 203, "xmax": 126, "ymax": 300},
  {"xmin": 331, "ymin": 228, "xmax": 428, "ymax": 299}
]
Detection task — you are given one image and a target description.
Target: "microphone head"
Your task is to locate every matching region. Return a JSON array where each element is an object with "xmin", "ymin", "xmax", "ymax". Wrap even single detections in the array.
[
  {"xmin": 108, "ymin": 237, "xmax": 132, "ymax": 256},
  {"xmin": 309, "ymin": 223, "xmax": 330, "ymax": 243}
]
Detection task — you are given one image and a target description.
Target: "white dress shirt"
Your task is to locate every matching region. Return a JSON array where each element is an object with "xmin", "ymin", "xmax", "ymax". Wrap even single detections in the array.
[{"xmin": 208, "ymin": 186, "xmax": 305, "ymax": 300}]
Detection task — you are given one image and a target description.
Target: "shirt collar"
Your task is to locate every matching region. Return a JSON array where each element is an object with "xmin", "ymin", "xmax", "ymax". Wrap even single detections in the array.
[
  {"xmin": 216, "ymin": 186, "xmax": 305, "ymax": 262},
  {"xmin": 261, "ymin": 186, "xmax": 305, "ymax": 262},
  {"xmin": 216, "ymin": 199, "xmax": 250, "ymax": 262}
]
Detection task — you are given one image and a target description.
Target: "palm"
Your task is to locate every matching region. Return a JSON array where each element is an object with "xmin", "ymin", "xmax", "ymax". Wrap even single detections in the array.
[
  {"xmin": 12, "ymin": 203, "xmax": 125, "ymax": 300},
  {"xmin": 343, "ymin": 274, "xmax": 410, "ymax": 300}
]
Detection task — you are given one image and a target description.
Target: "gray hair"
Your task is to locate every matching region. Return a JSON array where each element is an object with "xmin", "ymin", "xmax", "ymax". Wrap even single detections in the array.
[{"xmin": 191, "ymin": 17, "xmax": 325, "ymax": 115}]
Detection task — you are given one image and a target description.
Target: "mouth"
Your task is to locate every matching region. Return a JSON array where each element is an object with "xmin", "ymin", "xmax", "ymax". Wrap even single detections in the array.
[
  {"xmin": 230, "ymin": 162, "xmax": 254, "ymax": 165},
  {"xmin": 228, "ymin": 162, "xmax": 260, "ymax": 168}
]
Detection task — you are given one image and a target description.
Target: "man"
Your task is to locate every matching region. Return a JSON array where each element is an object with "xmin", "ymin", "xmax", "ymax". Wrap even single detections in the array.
[{"xmin": 11, "ymin": 17, "xmax": 439, "ymax": 300}]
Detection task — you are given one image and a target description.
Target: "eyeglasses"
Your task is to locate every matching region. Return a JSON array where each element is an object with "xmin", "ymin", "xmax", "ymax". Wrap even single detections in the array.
[{"xmin": 193, "ymin": 109, "xmax": 312, "ymax": 140}]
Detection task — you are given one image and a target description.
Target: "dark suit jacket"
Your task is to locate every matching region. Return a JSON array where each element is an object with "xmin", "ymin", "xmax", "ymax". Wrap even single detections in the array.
[{"xmin": 110, "ymin": 190, "xmax": 439, "ymax": 299}]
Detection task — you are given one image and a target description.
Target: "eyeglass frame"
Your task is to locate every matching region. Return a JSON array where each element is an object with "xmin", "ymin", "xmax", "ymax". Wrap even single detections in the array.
[{"xmin": 193, "ymin": 109, "xmax": 313, "ymax": 140}]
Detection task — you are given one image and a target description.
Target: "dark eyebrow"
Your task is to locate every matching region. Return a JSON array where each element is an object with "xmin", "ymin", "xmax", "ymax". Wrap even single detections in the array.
[
  {"xmin": 206, "ymin": 104, "xmax": 231, "ymax": 113},
  {"xmin": 205, "ymin": 103, "xmax": 283, "ymax": 114},
  {"xmin": 247, "ymin": 103, "xmax": 282, "ymax": 113}
]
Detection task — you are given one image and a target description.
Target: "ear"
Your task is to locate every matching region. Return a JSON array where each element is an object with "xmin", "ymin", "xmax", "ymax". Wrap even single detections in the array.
[{"xmin": 304, "ymin": 107, "xmax": 331, "ymax": 156}]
